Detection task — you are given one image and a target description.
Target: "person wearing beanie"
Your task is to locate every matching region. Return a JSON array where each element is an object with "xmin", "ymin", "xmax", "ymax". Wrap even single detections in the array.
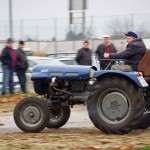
[
  {"xmin": 0, "ymin": 38, "xmax": 16, "ymax": 95},
  {"xmin": 104, "ymin": 31, "xmax": 146, "ymax": 71},
  {"xmin": 15, "ymin": 40, "xmax": 28, "ymax": 93}
]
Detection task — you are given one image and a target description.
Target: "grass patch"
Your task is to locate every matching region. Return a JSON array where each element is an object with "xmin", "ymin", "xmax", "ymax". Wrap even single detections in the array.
[{"xmin": 136, "ymin": 146, "xmax": 150, "ymax": 150}]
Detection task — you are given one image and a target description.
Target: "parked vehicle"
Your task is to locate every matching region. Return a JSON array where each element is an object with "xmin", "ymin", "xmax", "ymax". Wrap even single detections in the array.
[
  {"xmin": 56, "ymin": 56, "xmax": 100, "ymax": 69},
  {"xmin": 14, "ymin": 50, "xmax": 150, "ymax": 135},
  {"xmin": 14, "ymin": 47, "xmax": 32, "ymax": 56},
  {"xmin": 24, "ymin": 48, "xmax": 32, "ymax": 56},
  {"xmin": 27, "ymin": 56, "xmax": 65, "ymax": 72},
  {"xmin": 47, "ymin": 52, "xmax": 76, "ymax": 58},
  {"xmin": 47, "ymin": 52, "xmax": 100, "ymax": 69}
]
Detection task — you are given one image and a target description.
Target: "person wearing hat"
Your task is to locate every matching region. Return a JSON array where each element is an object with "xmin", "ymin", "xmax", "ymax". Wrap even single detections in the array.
[
  {"xmin": 95, "ymin": 35, "xmax": 117, "ymax": 70},
  {"xmin": 104, "ymin": 31, "xmax": 146, "ymax": 71},
  {"xmin": 15, "ymin": 41, "xmax": 28, "ymax": 93},
  {"xmin": 0, "ymin": 38, "xmax": 16, "ymax": 95}
]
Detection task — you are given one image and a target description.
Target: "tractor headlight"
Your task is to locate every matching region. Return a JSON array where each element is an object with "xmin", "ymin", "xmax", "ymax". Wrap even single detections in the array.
[{"xmin": 89, "ymin": 68, "xmax": 95, "ymax": 78}]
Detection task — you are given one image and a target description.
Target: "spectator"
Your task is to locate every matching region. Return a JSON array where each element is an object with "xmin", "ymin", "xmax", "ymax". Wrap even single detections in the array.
[
  {"xmin": 15, "ymin": 41, "xmax": 28, "ymax": 93},
  {"xmin": 104, "ymin": 31, "xmax": 146, "ymax": 71},
  {"xmin": 76, "ymin": 40, "xmax": 92, "ymax": 66},
  {"xmin": 0, "ymin": 38, "xmax": 16, "ymax": 95},
  {"xmin": 96, "ymin": 35, "xmax": 117, "ymax": 70}
]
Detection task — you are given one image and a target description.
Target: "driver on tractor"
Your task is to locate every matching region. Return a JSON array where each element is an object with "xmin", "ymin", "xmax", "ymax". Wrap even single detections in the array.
[{"xmin": 104, "ymin": 31, "xmax": 146, "ymax": 71}]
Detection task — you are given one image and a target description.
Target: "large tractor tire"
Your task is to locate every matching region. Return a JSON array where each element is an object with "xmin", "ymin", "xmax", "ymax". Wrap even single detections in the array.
[
  {"xmin": 87, "ymin": 77, "xmax": 144, "ymax": 134},
  {"xmin": 46, "ymin": 106, "xmax": 70, "ymax": 128},
  {"xmin": 14, "ymin": 97, "xmax": 50, "ymax": 133}
]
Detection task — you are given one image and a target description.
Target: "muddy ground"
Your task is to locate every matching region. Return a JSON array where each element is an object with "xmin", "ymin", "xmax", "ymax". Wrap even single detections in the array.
[{"xmin": 0, "ymin": 94, "xmax": 150, "ymax": 150}]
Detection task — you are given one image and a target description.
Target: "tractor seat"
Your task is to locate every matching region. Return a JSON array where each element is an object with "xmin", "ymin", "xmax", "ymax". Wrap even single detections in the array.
[{"xmin": 138, "ymin": 49, "xmax": 150, "ymax": 81}]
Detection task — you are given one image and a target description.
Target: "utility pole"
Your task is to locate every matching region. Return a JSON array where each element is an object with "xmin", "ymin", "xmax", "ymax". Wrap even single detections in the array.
[
  {"xmin": 9, "ymin": 0, "xmax": 13, "ymax": 38},
  {"xmin": 69, "ymin": 0, "xmax": 87, "ymax": 50}
]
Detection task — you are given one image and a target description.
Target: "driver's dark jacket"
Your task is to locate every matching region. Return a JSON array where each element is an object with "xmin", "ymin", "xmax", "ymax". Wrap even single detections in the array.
[{"xmin": 109, "ymin": 39, "xmax": 146, "ymax": 71}]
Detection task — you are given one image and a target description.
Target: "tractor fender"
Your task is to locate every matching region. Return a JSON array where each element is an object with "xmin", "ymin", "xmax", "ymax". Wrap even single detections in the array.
[{"xmin": 94, "ymin": 70, "xmax": 148, "ymax": 88}]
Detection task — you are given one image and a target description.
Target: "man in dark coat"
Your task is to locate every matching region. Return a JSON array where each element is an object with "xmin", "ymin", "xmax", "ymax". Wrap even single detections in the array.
[
  {"xmin": 76, "ymin": 40, "xmax": 92, "ymax": 66},
  {"xmin": 104, "ymin": 31, "xmax": 146, "ymax": 71},
  {"xmin": 15, "ymin": 41, "xmax": 28, "ymax": 93},
  {"xmin": 96, "ymin": 35, "xmax": 117, "ymax": 70},
  {"xmin": 0, "ymin": 38, "xmax": 16, "ymax": 95}
]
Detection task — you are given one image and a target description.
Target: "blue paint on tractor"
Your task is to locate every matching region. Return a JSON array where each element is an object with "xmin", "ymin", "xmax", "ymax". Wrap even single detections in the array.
[
  {"xmin": 31, "ymin": 64, "xmax": 146, "ymax": 88},
  {"xmin": 31, "ymin": 65, "xmax": 94, "ymax": 80},
  {"xmin": 94, "ymin": 70, "xmax": 144, "ymax": 88}
]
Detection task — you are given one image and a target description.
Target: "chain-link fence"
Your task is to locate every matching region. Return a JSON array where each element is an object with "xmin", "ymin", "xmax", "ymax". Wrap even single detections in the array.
[{"xmin": 0, "ymin": 14, "xmax": 150, "ymax": 41}]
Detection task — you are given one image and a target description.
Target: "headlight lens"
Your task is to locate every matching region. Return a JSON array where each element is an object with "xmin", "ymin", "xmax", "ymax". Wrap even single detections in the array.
[{"xmin": 89, "ymin": 68, "xmax": 95, "ymax": 78}]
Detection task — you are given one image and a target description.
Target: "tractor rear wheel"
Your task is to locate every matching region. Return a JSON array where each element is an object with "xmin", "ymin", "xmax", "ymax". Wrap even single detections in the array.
[{"xmin": 87, "ymin": 77, "xmax": 144, "ymax": 134}]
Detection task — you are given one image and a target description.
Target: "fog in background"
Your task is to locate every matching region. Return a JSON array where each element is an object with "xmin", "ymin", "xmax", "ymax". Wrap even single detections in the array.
[
  {"xmin": 0, "ymin": 0, "xmax": 150, "ymax": 20},
  {"xmin": 0, "ymin": 0, "xmax": 150, "ymax": 41}
]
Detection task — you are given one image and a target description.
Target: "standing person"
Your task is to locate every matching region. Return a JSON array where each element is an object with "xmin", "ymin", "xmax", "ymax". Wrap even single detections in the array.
[
  {"xmin": 15, "ymin": 41, "xmax": 28, "ymax": 93},
  {"xmin": 0, "ymin": 38, "xmax": 16, "ymax": 95},
  {"xmin": 76, "ymin": 40, "xmax": 92, "ymax": 66},
  {"xmin": 96, "ymin": 35, "xmax": 117, "ymax": 70},
  {"xmin": 104, "ymin": 31, "xmax": 146, "ymax": 71}
]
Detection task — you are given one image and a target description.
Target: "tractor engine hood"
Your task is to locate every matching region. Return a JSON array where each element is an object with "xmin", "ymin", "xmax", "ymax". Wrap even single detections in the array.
[{"xmin": 31, "ymin": 65, "xmax": 97, "ymax": 81}]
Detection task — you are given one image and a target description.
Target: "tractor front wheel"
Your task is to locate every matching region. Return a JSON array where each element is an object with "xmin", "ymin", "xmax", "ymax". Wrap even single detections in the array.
[
  {"xmin": 46, "ymin": 106, "xmax": 71, "ymax": 128},
  {"xmin": 14, "ymin": 97, "xmax": 50, "ymax": 133}
]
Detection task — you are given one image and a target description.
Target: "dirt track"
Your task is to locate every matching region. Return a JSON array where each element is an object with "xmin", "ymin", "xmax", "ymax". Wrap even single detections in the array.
[
  {"xmin": 0, "ymin": 105, "xmax": 93, "ymax": 134},
  {"xmin": 0, "ymin": 105, "xmax": 150, "ymax": 150}
]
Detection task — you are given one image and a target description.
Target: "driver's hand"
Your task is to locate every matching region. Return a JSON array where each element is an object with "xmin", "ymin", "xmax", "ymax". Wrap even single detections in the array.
[{"xmin": 104, "ymin": 53, "xmax": 110, "ymax": 58}]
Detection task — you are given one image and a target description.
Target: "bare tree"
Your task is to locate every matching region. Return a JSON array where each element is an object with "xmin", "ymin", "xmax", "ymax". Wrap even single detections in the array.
[
  {"xmin": 136, "ymin": 23, "xmax": 150, "ymax": 38},
  {"xmin": 106, "ymin": 18, "xmax": 150, "ymax": 39},
  {"xmin": 105, "ymin": 18, "xmax": 131, "ymax": 39}
]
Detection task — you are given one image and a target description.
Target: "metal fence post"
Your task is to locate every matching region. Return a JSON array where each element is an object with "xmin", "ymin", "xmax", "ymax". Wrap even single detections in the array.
[
  {"xmin": 20, "ymin": 19, "xmax": 24, "ymax": 40},
  {"xmin": 4, "ymin": 24, "xmax": 7, "ymax": 39},
  {"xmin": 131, "ymin": 14, "xmax": 134, "ymax": 31},
  {"xmin": 90, "ymin": 15, "xmax": 94, "ymax": 51},
  {"xmin": 9, "ymin": 0, "xmax": 13, "ymax": 38},
  {"xmin": 36, "ymin": 25, "xmax": 39, "ymax": 53},
  {"xmin": 54, "ymin": 18, "xmax": 58, "ymax": 53}
]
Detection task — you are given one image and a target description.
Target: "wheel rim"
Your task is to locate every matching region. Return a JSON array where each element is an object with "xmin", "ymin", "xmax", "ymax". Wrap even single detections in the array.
[
  {"xmin": 20, "ymin": 105, "xmax": 43, "ymax": 127},
  {"xmin": 97, "ymin": 90, "xmax": 130, "ymax": 124},
  {"xmin": 49, "ymin": 108, "xmax": 63, "ymax": 123}
]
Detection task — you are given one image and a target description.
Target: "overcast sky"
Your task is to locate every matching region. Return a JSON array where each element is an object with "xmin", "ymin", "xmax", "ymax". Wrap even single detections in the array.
[{"xmin": 0, "ymin": 0, "xmax": 150, "ymax": 21}]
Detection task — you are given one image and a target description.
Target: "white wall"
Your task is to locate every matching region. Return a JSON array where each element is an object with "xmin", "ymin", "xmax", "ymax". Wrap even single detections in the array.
[{"xmin": 0, "ymin": 38, "xmax": 149, "ymax": 54}]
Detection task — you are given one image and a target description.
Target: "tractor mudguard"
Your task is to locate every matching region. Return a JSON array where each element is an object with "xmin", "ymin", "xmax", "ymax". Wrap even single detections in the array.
[{"xmin": 94, "ymin": 70, "xmax": 148, "ymax": 88}]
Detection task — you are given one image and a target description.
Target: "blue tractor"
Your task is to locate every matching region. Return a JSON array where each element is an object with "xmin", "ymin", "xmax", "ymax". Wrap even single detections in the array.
[{"xmin": 13, "ymin": 51, "xmax": 150, "ymax": 134}]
